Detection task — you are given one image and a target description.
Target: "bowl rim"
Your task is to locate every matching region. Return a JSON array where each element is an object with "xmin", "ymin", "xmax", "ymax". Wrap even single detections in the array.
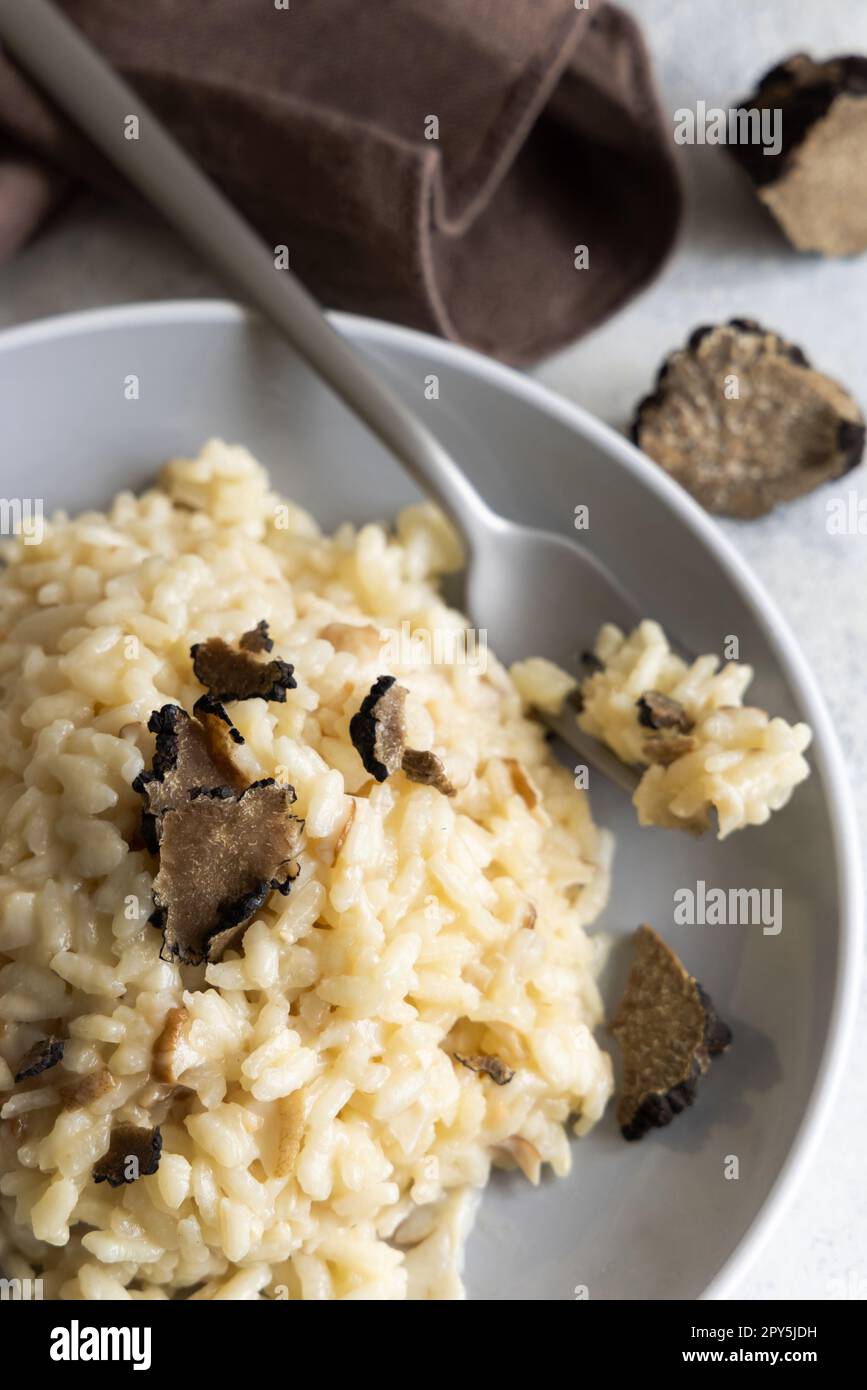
[{"xmin": 1, "ymin": 296, "xmax": 862, "ymax": 1301}]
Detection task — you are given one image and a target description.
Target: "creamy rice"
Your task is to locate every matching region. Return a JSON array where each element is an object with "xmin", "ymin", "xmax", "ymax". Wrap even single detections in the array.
[
  {"xmin": 576, "ymin": 620, "xmax": 811, "ymax": 838},
  {"xmin": 0, "ymin": 440, "xmax": 613, "ymax": 1301}
]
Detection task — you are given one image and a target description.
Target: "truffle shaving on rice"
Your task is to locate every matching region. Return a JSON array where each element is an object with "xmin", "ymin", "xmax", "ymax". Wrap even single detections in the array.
[{"xmin": 0, "ymin": 440, "xmax": 613, "ymax": 1301}]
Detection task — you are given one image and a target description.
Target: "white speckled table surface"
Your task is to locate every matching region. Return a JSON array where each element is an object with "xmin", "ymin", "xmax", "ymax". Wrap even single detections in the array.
[{"xmin": 0, "ymin": 0, "xmax": 864, "ymax": 1301}]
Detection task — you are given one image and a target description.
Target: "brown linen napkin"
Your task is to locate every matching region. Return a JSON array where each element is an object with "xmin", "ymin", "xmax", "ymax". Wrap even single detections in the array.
[{"xmin": 0, "ymin": 0, "xmax": 681, "ymax": 365}]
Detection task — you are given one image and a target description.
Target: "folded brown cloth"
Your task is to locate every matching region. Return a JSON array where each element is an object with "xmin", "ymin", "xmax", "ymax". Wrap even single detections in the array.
[{"xmin": 0, "ymin": 0, "xmax": 681, "ymax": 365}]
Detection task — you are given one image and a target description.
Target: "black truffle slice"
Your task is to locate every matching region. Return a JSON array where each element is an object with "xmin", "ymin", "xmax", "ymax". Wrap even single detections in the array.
[
  {"xmin": 240, "ymin": 620, "xmax": 274, "ymax": 654},
  {"xmin": 350, "ymin": 677, "xmax": 457, "ymax": 795},
  {"xmin": 14, "ymin": 1036, "xmax": 64, "ymax": 1083},
  {"xmin": 728, "ymin": 54, "xmax": 867, "ymax": 256},
  {"xmin": 132, "ymin": 702, "xmax": 247, "ymax": 854},
  {"xmin": 632, "ymin": 320, "xmax": 865, "ymax": 517},
  {"xmin": 400, "ymin": 748, "xmax": 457, "ymax": 797},
  {"xmin": 641, "ymin": 733, "xmax": 698, "ymax": 766},
  {"xmin": 151, "ymin": 779, "xmax": 304, "ymax": 965},
  {"xmin": 193, "ymin": 695, "xmax": 247, "ymax": 776},
  {"xmin": 580, "ymin": 650, "xmax": 604, "ymax": 675},
  {"xmin": 612, "ymin": 925, "xmax": 731, "ymax": 1141},
  {"xmin": 93, "ymin": 1124, "xmax": 163, "ymax": 1187},
  {"xmin": 349, "ymin": 676, "xmax": 407, "ymax": 782},
  {"xmin": 636, "ymin": 691, "xmax": 694, "ymax": 734},
  {"xmin": 191, "ymin": 635, "xmax": 295, "ymax": 702},
  {"xmin": 453, "ymin": 1053, "xmax": 515, "ymax": 1085}
]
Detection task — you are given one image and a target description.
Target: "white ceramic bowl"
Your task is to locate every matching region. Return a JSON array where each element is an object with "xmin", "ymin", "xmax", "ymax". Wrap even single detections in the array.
[{"xmin": 0, "ymin": 301, "xmax": 860, "ymax": 1300}]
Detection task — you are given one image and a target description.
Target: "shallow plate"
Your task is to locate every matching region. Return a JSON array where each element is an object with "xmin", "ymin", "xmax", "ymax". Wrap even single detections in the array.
[{"xmin": 0, "ymin": 301, "xmax": 860, "ymax": 1301}]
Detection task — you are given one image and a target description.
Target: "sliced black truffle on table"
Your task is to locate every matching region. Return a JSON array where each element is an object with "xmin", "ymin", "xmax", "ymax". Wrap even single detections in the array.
[
  {"xmin": 631, "ymin": 319, "xmax": 865, "ymax": 518},
  {"xmin": 611, "ymin": 925, "xmax": 731, "ymax": 1141},
  {"xmin": 14, "ymin": 1036, "xmax": 64, "ymax": 1083},
  {"xmin": 191, "ymin": 633, "xmax": 295, "ymax": 702},
  {"xmin": 132, "ymin": 702, "xmax": 247, "ymax": 854},
  {"xmin": 93, "ymin": 1124, "xmax": 163, "ymax": 1187},
  {"xmin": 150, "ymin": 779, "xmax": 304, "ymax": 965},
  {"xmin": 728, "ymin": 54, "xmax": 867, "ymax": 256}
]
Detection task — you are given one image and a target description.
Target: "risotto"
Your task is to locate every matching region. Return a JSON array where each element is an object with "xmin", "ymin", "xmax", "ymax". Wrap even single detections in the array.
[
  {"xmin": 576, "ymin": 620, "xmax": 812, "ymax": 838},
  {"xmin": 0, "ymin": 440, "xmax": 614, "ymax": 1301}
]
